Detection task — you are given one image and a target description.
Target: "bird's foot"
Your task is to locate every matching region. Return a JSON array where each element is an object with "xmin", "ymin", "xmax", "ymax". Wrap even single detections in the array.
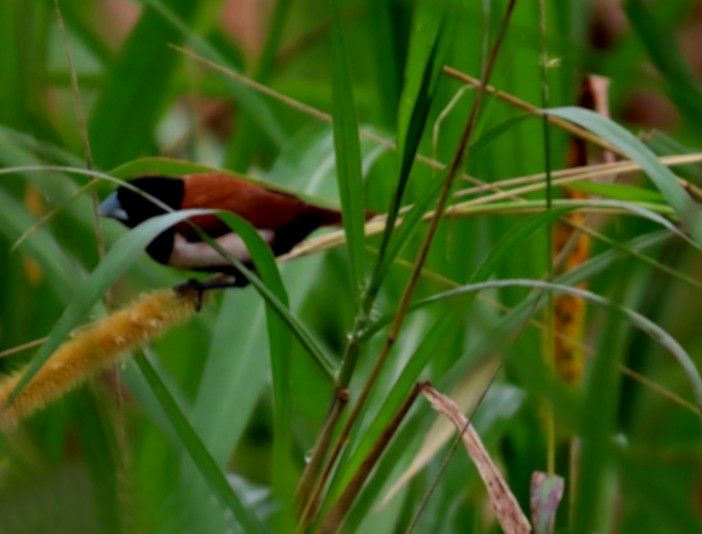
[{"xmin": 174, "ymin": 275, "xmax": 240, "ymax": 311}]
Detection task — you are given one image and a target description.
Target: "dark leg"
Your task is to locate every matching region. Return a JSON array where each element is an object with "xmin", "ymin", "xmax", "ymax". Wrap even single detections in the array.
[{"xmin": 175, "ymin": 273, "xmax": 250, "ymax": 310}]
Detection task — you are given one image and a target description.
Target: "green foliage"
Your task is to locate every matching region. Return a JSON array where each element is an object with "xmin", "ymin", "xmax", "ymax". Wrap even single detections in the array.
[{"xmin": 2, "ymin": 0, "xmax": 702, "ymax": 532}]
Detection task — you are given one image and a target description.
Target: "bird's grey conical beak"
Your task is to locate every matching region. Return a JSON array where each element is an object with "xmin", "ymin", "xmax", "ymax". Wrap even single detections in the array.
[{"xmin": 99, "ymin": 192, "xmax": 129, "ymax": 222}]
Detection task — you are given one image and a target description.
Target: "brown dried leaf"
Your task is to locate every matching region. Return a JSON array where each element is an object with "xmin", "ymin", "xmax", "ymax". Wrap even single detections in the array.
[
  {"xmin": 421, "ymin": 384, "xmax": 531, "ymax": 534},
  {"xmin": 379, "ymin": 357, "xmax": 501, "ymax": 507}
]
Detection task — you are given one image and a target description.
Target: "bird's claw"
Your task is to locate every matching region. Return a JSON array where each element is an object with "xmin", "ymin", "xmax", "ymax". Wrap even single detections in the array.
[
  {"xmin": 175, "ymin": 278, "xmax": 207, "ymax": 311},
  {"xmin": 174, "ymin": 275, "xmax": 241, "ymax": 311}
]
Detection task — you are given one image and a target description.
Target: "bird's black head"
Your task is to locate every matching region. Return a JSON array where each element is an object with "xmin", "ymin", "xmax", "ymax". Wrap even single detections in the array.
[{"xmin": 100, "ymin": 176, "xmax": 185, "ymax": 228}]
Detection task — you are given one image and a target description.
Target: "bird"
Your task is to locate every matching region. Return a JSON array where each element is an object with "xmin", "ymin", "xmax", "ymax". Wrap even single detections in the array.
[{"xmin": 100, "ymin": 172, "xmax": 359, "ymax": 299}]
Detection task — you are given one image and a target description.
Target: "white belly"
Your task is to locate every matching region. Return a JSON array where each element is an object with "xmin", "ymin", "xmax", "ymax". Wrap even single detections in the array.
[{"xmin": 168, "ymin": 230, "xmax": 275, "ymax": 269}]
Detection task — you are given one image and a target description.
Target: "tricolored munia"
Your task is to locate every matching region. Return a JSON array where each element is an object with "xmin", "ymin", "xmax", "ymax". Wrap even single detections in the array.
[{"xmin": 100, "ymin": 172, "xmax": 369, "ymax": 303}]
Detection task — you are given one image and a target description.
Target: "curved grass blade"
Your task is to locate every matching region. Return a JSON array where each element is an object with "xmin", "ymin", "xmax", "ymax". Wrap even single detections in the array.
[
  {"xmin": 135, "ymin": 353, "xmax": 265, "ymax": 533},
  {"xmin": 109, "ymin": 157, "xmax": 213, "ymax": 180},
  {"xmin": 376, "ymin": 279, "xmax": 702, "ymax": 423},
  {"xmin": 545, "ymin": 107, "xmax": 702, "ymax": 245},
  {"xmin": 3, "ymin": 209, "xmax": 214, "ymax": 407},
  {"xmin": 363, "ymin": 206, "xmax": 577, "ymax": 340},
  {"xmin": 470, "ymin": 207, "xmax": 573, "ymax": 282},
  {"xmin": 207, "ymin": 213, "xmax": 337, "ymax": 379}
]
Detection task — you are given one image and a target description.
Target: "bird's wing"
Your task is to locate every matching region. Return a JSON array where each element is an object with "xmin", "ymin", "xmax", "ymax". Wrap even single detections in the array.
[{"xmin": 176, "ymin": 172, "xmax": 310, "ymax": 240}]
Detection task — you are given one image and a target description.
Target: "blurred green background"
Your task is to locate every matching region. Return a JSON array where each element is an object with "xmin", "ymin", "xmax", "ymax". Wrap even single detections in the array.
[{"xmin": 1, "ymin": 0, "xmax": 702, "ymax": 532}]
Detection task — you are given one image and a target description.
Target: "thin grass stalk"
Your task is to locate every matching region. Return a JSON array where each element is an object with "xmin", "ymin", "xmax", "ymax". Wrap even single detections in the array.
[
  {"xmin": 53, "ymin": 0, "xmax": 105, "ymax": 263},
  {"xmin": 316, "ymin": 382, "xmax": 424, "ymax": 533},
  {"xmin": 295, "ymin": 318, "xmax": 366, "ymax": 511},
  {"xmin": 443, "ymin": 65, "xmax": 621, "ymax": 157},
  {"xmin": 53, "ymin": 5, "xmax": 127, "ymax": 528},
  {"xmin": 295, "ymin": 388, "xmax": 348, "ymax": 511},
  {"xmin": 299, "ymin": 0, "xmax": 520, "ymax": 524},
  {"xmin": 172, "ymin": 43, "xmax": 702, "ymax": 216},
  {"xmin": 538, "ymin": 0, "xmax": 557, "ymax": 476},
  {"xmin": 174, "ymin": 45, "xmax": 702, "ymax": 205},
  {"xmin": 455, "ymin": 153, "xmax": 702, "ymax": 198}
]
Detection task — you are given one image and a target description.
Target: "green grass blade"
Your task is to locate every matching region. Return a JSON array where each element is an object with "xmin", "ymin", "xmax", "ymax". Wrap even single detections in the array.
[
  {"xmin": 571, "ymin": 295, "xmax": 624, "ymax": 534},
  {"xmin": 367, "ymin": 0, "xmax": 450, "ymax": 299},
  {"xmin": 210, "ymin": 215, "xmax": 337, "ymax": 379},
  {"xmin": 470, "ymin": 207, "xmax": 572, "ymax": 282},
  {"xmin": 0, "ymin": 187, "xmax": 81, "ymax": 300},
  {"xmin": 135, "ymin": 353, "xmax": 265, "ymax": 533},
  {"xmin": 566, "ymin": 181, "xmax": 664, "ymax": 204},
  {"xmin": 373, "ymin": 168, "xmax": 448, "ymax": 286},
  {"xmin": 545, "ymin": 107, "xmax": 702, "ymax": 245},
  {"xmin": 210, "ymin": 212, "xmax": 295, "ymax": 532},
  {"xmin": 329, "ymin": 0, "xmax": 368, "ymax": 302}
]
